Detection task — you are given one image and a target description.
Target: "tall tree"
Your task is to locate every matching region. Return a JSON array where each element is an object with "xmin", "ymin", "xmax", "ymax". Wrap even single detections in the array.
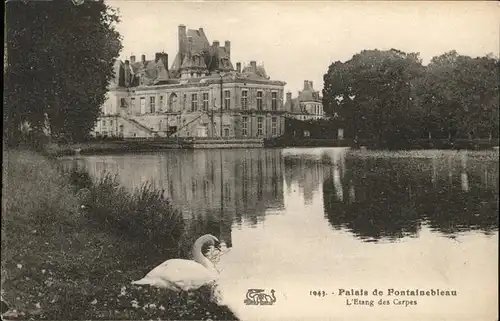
[
  {"xmin": 419, "ymin": 51, "xmax": 499, "ymax": 139},
  {"xmin": 4, "ymin": 0, "xmax": 122, "ymax": 144},
  {"xmin": 323, "ymin": 49, "xmax": 425, "ymax": 145},
  {"xmin": 323, "ymin": 49, "xmax": 499, "ymax": 144}
]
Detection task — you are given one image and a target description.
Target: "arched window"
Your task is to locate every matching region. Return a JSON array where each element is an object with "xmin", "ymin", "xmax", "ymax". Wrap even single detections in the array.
[{"xmin": 168, "ymin": 93, "xmax": 178, "ymax": 112}]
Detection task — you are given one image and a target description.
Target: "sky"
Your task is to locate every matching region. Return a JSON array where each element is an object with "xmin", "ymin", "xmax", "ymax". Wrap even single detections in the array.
[{"xmin": 107, "ymin": 1, "xmax": 500, "ymax": 94}]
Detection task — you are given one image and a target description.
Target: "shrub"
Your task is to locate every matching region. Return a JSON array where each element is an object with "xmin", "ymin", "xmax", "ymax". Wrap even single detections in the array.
[{"xmin": 84, "ymin": 173, "xmax": 185, "ymax": 267}]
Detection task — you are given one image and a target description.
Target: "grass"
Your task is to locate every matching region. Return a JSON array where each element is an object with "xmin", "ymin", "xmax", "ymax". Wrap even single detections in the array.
[{"xmin": 1, "ymin": 150, "xmax": 238, "ymax": 320}]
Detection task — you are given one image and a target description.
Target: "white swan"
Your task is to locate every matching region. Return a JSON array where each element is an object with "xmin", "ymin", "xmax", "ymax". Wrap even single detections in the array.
[{"xmin": 131, "ymin": 234, "xmax": 221, "ymax": 292}]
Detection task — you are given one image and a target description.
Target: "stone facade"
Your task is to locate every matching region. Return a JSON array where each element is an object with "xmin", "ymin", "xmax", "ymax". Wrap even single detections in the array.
[
  {"xmin": 284, "ymin": 80, "xmax": 326, "ymax": 122},
  {"xmin": 93, "ymin": 25, "xmax": 286, "ymax": 139}
]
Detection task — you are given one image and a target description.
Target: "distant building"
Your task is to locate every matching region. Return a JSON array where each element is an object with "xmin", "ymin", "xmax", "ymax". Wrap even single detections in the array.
[
  {"xmin": 284, "ymin": 80, "xmax": 326, "ymax": 122},
  {"xmin": 93, "ymin": 25, "xmax": 287, "ymax": 139}
]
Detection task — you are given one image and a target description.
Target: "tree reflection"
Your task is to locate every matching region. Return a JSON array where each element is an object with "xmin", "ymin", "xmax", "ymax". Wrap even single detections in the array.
[
  {"xmin": 322, "ymin": 152, "xmax": 499, "ymax": 242},
  {"xmin": 323, "ymin": 158, "xmax": 422, "ymax": 241}
]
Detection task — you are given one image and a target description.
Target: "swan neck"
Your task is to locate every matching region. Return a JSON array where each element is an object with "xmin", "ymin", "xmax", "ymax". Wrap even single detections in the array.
[{"xmin": 193, "ymin": 238, "xmax": 215, "ymax": 270}]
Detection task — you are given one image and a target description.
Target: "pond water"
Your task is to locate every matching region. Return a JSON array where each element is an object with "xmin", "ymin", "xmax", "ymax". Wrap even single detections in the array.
[{"xmin": 60, "ymin": 148, "xmax": 499, "ymax": 321}]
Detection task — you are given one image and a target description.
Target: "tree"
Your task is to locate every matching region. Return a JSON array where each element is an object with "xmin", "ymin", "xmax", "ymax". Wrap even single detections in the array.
[
  {"xmin": 4, "ymin": 0, "xmax": 122, "ymax": 145},
  {"xmin": 323, "ymin": 48, "xmax": 499, "ymax": 145},
  {"xmin": 419, "ymin": 51, "xmax": 499, "ymax": 140},
  {"xmin": 323, "ymin": 49, "xmax": 425, "ymax": 146}
]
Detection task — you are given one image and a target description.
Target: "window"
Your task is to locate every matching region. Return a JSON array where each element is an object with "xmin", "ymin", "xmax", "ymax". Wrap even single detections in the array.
[
  {"xmin": 168, "ymin": 93, "xmax": 177, "ymax": 112},
  {"xmin": 271, "ymin": 92, "xmax": 277, "ymax": 111},
  {"xmin": 241, "ymin": 90, "xmax": 248, "ymax": 110},
  {"xmin": 224, "ymin": 90, "xmax": 230, "ymax": 110},
  {"xmin": 224, "ymin": 128, "xmax": 229, "ymax": 137},
  {"xmin": 159, "ymin": 95, "xmax": 164, "ymax": 110},
  {"xmin": 257, "ymin": 117, "xmax": 263, "ymax": 136},
  {"xmin": 149, "ymin": 96, "xmax": 156, "ymax": 113},
  {"xmin": 272, "ymin": 117, "xmax": 277, "ymax": 136},
  {"xmin": 191, "ymin": 93, "xmax": 198, "ymax": 112},
  {"xmin": 120, "ymin": 98, "xmax": 126, "ymax": 108},
  {"xmin": 257, "ymin": 91, "xmax": 263, "ymax": 110},
  {"xmin": 224, "ymin": 183, "xmax": 231, "ymax": 202},
  {"xmin": 130, "ymin": 97, "xmax": 135, "ymax": 107},
  {"xmin": 242, "ymin": 116, "xmax": 248, "ymax": 136},
  {"xmin": 140, "ymin": 97, "xmax": 146, "ymax": 114},
  {"xmin": 202, "ymin": 93, "xmax": 209, "ymax": 111}
]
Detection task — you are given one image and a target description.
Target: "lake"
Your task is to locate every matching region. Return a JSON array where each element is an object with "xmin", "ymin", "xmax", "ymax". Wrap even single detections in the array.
[{"xmin": 60, "ymin": 148, "xmax": 499, "ymax": 321}]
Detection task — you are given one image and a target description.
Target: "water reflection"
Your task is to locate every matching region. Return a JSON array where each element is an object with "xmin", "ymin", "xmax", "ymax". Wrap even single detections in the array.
[
  {"xmin": 60, "ymin": 149, "xmax": 499, "ymax": 245},
  {"xmin": 319, "ymin": 150, "xmax": 499, "ymax": 241},
  {"xmin": 60, "ymin": 150, "xmax": 285, "ymax": 248}
]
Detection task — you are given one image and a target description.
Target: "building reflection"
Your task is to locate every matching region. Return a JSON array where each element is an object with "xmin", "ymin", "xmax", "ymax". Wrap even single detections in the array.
[
  {"xmin": 61, "ymin": 149, "xmax": 285, "ymax": 248},
  {"xmin": 283, "ymin": 148, "xmax": 348, "ymax": 203},
  {"xmin": 283, "ymin": 149, "xmax": 347, "ymax": 205}
]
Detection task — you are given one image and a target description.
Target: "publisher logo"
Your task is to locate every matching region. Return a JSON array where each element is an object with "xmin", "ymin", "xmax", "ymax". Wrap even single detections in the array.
[{"xmin": 244, "ymin": 289, "xmax": 276, "ymax": 306}]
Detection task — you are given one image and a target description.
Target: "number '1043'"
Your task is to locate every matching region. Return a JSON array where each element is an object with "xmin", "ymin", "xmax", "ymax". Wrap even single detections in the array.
[{"xmin": 310, "ymin": 290, "xmax": 327, "ymax": 297}]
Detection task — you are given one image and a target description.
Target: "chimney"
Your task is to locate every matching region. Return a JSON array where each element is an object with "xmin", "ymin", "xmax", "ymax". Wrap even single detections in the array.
[
  {"xmin": 286, "ymin": 92, "xmax": 293, "ymax": 111},
  {"xmin": 187, "ymin": 36, "xmax": 193, "ymax": 54},
  {"xmin": 130, "ymin": 55, "xmax": 136, "ymax": 63},
  {"xmin": 124, "ymin": 60, "xmax": 130, "ymax": 87},
  {"xmin": 160, "ymin": 53, "xmax": 168, "ymax": 70},
  {"xmin": 178, "ymin": 24, "xmax": 187, "ymax": 55},
  {"xmin": 225, "ymin": 40, "xmax": 231, "ymax": 56},
  {"xmin": 155, "ymin": 53, "xmax": 161, "ymax": 63},
  {"xmin": 141, "ymin": 54, "xmax": 146, "ymax": 64},
  {"xmin": 213, "ymin": 40, "xmax": 220, "ymax": 48},
  {"xmin": 309, "ymin": 81, "xmax": 314, "ymax": 89},
  {"xmin": 236, "ymin": 62, "xmax": 241, "ymax": 73},
  {"xmin": 199, "ymin": 27, "xmax": 204, "ymax": 35},
  {"xmin": 304, "ymin": 80, "xmax": 309, "ymax": 90},
  {"xmin": 250, "ymin": 61, "xmax": 257, "ymax": 72}
]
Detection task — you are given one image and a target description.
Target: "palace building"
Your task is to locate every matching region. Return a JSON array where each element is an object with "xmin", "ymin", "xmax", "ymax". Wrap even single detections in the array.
[
  {"xmin": 284, "ymin": 80, "xmax": 326, "ymax": 121},
  {"xmin": 93, "ymin": 25, "xmax": 287, "ymax": 139}
]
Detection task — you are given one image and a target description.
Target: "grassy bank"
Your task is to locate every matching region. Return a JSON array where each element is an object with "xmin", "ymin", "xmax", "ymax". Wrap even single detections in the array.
[
  {"xmin": 1, "ymin": 150, "xmax": 238, "ymax": 320},
  {"xmin": 264, "ymin": 137, "xmax": 500, "ymax": 150},
  {"xmin": 351, "ymin": 138, "xmax": 500, "ymax": 150}
]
